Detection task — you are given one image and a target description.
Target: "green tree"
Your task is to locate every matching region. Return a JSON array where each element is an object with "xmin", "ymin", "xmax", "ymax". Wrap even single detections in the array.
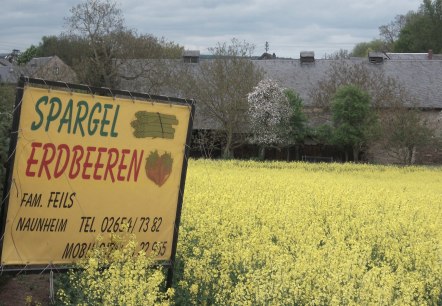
[
  {"xmin": 32, "ymin": 32, "xmax": 182, "ymax": 94},
  {"xmin": 184, "ymin": 38, "xmax": 263, "ymax": 159},
  {"xmin": 16, "ymin": 45, "xmax": 39, "ymax": 65},
  {"xmin": 351, "ymin": 39, "xmax": 385, "ymax": 57},
  {"xmin": 37, "ymin": 35, "xmax": 90, "ymax": 66},
  {"xmin": 284, "ymin": 89, "xmax": 307, "ymax": 160},
  {"xmin": 353, "ymin": 0, "xmax": 442, "ymax": 54},
  {"xmin": 395, "ymin": 12, "xmax": 432, "ymax": 52},
  {"xmin": 330, "ymin": 85, "xmax": 378, "ymax": 162},
  {"xmin": 395, "ymin": 0, "xmax": 442, "ymax": 53}
]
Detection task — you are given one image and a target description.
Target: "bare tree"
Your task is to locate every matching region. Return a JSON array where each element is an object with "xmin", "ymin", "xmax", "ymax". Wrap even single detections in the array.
[
  {"xmin": 310, "ymin": 60, "xmax": 401, "ymax": 111},
  {"xmin": 184, "ymin": 38, "xmax": 263, "ymax": 158},
  {"xmin": 65, "ymin": 0, "xmax": 182, "ymax": 90},
  {"xmin": 379, "ymin": 14, "xmax": 407, "ymax": 50},
  {"xmin": 324, "ymin": 49, "xmax": 350, "ymax": 60},
  {"xmin": 65, "ymin": 0, "xmax": 125, "ymax": 87},
  {"xmin": 192, "ymin": 130, "xmax": 222, "ymax": 159},
  {"xmin": 116, "ymin": 33, "xmax": 182, "ymax": 95},
  {"xmin": 380, "ymin": 93, "xmax": 436, "ymax": 165}
]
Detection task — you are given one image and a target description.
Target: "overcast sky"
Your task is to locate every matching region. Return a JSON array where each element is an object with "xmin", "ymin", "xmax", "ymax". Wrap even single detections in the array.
[{"xmin": 1, "ymin": 0, "xmax": 422, "ymax": 58}]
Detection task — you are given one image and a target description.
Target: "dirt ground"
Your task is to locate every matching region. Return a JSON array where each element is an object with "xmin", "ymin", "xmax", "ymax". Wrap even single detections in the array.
[{"xmin": 0, "ymin": 274, "xmax": 51, "ymax": 306}]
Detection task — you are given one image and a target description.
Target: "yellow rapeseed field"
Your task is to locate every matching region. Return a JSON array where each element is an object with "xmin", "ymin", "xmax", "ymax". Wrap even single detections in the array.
[{"xmin": 174, "ymin": 159, "xmax": 442, "ymax": 305}]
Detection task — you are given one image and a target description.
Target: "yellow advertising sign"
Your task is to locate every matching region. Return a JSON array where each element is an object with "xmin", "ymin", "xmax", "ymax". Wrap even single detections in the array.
[{"xmin": 1, "ymin": 85, "xmax": 193, "ymax": 265}]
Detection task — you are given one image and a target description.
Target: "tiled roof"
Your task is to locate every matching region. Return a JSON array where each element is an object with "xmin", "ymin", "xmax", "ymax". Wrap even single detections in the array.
[
  {"xmin": 26, "ymin": 57, "xmax": 53, "ymax": 74},
  {"xmin": 253, "ymin": 58, "xmax": 442, "ymax": 109},
  {"xmin": 183, "ymin": 50, "xmax": 200, "ymax": 57},
  {"xmin": 0, "ymin": 66, "xmax": 16, "ymax": 83},
  {"xmin": 386, "ymin": 53, "xmax": 429, "ymax": 60},
  {"xmin": 0, "ymin": 58, "xmax": 12, "ymax": 67},
  {"xmin": 120, "ymin": 57, "xmax": 442, "ymax": 130}
]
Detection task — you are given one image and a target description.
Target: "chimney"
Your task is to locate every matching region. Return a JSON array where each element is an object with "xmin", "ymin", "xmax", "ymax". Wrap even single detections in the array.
[
  {"xmin": 368, "ymin": 51, "xmax": 385, "ymax": 64},
  {"xmin": 183, "ymin": 50, "xmax": 200, "ymax": 63},
  {"xmin": 428, "ymin": 49, "xmax": 433, "ymax": 60},
  {"xmin": 300, "ymin": 51, "xmax": 315, "ymax": 63}
]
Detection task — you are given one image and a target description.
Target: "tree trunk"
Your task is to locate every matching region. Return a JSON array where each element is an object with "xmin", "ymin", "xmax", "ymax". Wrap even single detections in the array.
[
  {"xmin": 353, "ymin": 147, "xmax": 359, "ymax": 163},
  {"xmin": 295, "ymin": 145, "xmax": 300, "ymax": 161},
  {"xmin": 222, "ymin": 130, "xmax": 234, "ymax": 159},
  {"xmin": 406, "ymin": 146, "xmax": 416, "ymax": 165},
  {"xmin": 411, "ymin": 146, "xmax": 416, "ymax": 164},
  {"xmin": 258, "ymin": 145, "xmax": 266, "ymax": 160},
  {"xmin": 222, "ymin": 144, "xmax": 233, "ymax": 159},
  {"xmin": 286, "ymin": 146, "xmax": 291, "ymax": 162},
  {"xmin": 344, "ymin": 151, "xmax": 349, "ymax": 162}
]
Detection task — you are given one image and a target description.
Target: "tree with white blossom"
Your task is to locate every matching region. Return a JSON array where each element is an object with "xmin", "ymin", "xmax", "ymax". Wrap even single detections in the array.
[{"xmin": 247, "ymin": 79, "xmax": 293, "ymax": 159}]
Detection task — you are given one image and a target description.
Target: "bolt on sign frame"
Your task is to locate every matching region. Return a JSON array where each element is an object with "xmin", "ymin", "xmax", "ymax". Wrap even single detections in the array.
[{"xmin": 0, "ymin": 76, "xmax": 195, "ymax": 288}]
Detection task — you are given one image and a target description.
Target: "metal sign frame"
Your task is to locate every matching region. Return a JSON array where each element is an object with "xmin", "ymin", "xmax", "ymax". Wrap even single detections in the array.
[{"xmin": 0, "ymin": 76, "xmax": 194, "ymax": 288}]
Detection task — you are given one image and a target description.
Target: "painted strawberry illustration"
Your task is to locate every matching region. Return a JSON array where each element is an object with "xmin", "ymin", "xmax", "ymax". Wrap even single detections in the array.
[{"xmin": 145, "ymin": 151, "xmax": 173, "ymax": 186}]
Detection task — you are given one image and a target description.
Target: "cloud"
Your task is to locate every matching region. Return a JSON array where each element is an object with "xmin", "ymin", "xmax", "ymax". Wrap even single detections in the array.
[
  {"xmin": 0, "ymin": 0, "xmax": 422, "ymax": 57},
  {"xmin": 0, "ymin": 1, "xmax": 72, "ymax": 53}
]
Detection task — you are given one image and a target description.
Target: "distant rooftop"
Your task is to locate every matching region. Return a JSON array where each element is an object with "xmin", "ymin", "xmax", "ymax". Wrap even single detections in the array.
[{"xmin": 183, "ymin": 50, "xmax": 200, "ymax": 57}]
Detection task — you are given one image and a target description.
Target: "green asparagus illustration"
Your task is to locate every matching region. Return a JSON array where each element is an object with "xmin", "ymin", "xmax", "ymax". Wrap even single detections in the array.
[{"xmin": 131, "ymin": 111, "xmax": 179, "ymax": 139}]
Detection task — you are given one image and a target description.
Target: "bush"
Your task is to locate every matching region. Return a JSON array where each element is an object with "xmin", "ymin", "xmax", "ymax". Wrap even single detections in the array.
[
  {"xmin": 0, "ymin": 84, "xmax": 15, "ymax": 198},
  {"xmin": 56, "ymin": 232, "xmax": 173, "ymax": 305}
]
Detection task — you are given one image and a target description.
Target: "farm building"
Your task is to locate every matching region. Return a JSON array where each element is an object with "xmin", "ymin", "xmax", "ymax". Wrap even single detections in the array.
[
  {"xmin": 119, "ymin": 50, "xmax": 442, "ymax": 164},
  {"xmin": 5, "ymin": 50, "xmax": 442, "ymax": 163},
  {"xmin": 0, "ymin": 55, "xmax": 77, "ymax": 84},
  {"xmin": 252, "ymin": 52, "xmax": 442, "ymax": 163}
]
